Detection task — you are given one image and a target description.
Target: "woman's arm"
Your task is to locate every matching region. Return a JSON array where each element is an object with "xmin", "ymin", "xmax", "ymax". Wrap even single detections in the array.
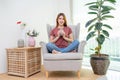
[
  {"xmin": 50, "ymin": 36, "xmax": 60, "ymax": 43},
  {"xmin": 63, "ymin": 33, "xmax": 73, "ymax": 42},
  {"xmin": 50, "ymin": 31, "xmax": 60, "ymax": 43}
]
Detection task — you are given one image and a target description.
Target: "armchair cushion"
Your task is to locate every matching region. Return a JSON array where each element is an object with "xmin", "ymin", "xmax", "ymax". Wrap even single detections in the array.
[{"xmin": 43, "ymin": 53, "xmax": 83, "ymax": 60}]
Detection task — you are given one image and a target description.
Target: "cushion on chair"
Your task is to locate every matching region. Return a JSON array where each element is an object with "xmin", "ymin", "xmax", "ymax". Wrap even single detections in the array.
[
  {"xmin": 69, "ymin": 23, "xmax": 80, "ymax": 40},
  {"xmin": 43, "ymin": 53, "xmax": 83, "ymax": 60}
]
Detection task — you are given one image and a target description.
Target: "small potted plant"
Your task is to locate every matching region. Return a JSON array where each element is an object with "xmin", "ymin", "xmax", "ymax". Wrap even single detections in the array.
[
  {"xmin": 85, "ymin": 0, "xmax": 116, "ymax": 75},
  {"xmin": 27, "ymin": 30, "xmax": 39, "ymax": 37},
  {"xmin": 27, "ymin": 30, "xmax": 39, "ymax": 47}
]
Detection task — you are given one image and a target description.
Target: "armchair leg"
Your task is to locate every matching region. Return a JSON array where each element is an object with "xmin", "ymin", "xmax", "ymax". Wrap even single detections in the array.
[
  {"xmin": 77, "ymin": 70, "xmax": 80, "ymax": 78},
  {"xmin": 46, "ymin": 71, "xmax": 49, "ymax": 78}
]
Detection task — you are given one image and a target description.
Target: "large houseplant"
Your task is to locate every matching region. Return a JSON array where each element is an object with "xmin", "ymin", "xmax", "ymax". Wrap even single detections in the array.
[{"xmin": 85, "ymin": 0, "xmax": 116, "ymax": 75}]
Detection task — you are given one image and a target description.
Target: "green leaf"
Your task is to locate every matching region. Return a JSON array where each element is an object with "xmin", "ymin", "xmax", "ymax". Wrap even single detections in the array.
[
  {"xmin": 85, "ymin": 2, "xmax": 97, "ymax": 5},
  {"xmin": 90, "ymin": 48, "xmax": 95, "ymax": 51},
  {"xmin": 86, "ymin": 31, "xmax": 95, "ymax": 41},
  {"xmin": 102, "ymin": 5, "xmax": 115, "ymax": 11},
  {"xmin": 102, "ymin": 11, "xmax": 110, "ymax": 15},
  {"xmin": 88, "ymin": 12, "xmax": 98, "ymax": 14},
  {"xmin": 105, "ymin": 0, "xmax": 116, "ymax": 4},
  {"xmin": 102, "ymin": 15, "xmax": 114, "ymax": 20},
  {"xmin": 85, "ymin": 18, "xmax": 97, "ymax": 27},
  {"xmin": 103, "ymin": 24, "xmax": 112, "ymax": 29},
  {"xmin": 97, "ymin": 35, "xmax": 105, "ymax": 44},
  {"xmin": 95, "ymin": 45, "xmax": 101, "ymax": 53},
  {"xmin": 102, "ymin": 30, "xmax": 109, "ymax": 37},
  {"xmin": 89, "ymin": 5, "xmax": 98, "ymax": 11},
  {"xmin": 95, "ymin": 22, "xmax": 103, "ymax": 30},
  {"xmin": 88, "ymin": 24, "xmax": 95, "ymax": 32}
]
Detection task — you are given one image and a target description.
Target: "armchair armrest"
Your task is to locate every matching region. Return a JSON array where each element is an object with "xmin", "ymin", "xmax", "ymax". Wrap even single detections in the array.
[
  {"xmin": 78, "ymin": 40, "xmax": 87, "ymax": 54},
  {"xmin": 39, "ymin": 41, "xmax": 48, "ymax": 54}
]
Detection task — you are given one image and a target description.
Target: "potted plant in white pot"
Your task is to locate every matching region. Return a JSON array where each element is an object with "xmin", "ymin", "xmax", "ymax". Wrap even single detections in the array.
[
  {"xmin": 27, "ymin": 30, "xmax": 39, "ymax": 47},
  {"xmin": 85, "ymin": 0, "xmax": 116, "ymax": 75}
]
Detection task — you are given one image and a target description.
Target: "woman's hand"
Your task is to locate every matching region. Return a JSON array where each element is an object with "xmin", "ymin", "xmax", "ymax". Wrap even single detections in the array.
[
  {"xmin": 62, "ymin": 30, "xmax": 65, "ymax": 37},
  {"xmin": 57, "ymin": 30, "xmax": 61, "ymax": 37}
]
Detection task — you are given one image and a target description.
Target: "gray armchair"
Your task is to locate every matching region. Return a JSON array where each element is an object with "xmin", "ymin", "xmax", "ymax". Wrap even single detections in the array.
[{"xmin": 40, "ymin": 23, "xmax": 86, "ymax": 78}]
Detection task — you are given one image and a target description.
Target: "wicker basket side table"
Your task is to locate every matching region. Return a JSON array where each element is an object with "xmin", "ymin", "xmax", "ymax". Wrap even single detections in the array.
[{"xmin": 6, "ymin": 47, "xmax": 41, "ymax": 78}]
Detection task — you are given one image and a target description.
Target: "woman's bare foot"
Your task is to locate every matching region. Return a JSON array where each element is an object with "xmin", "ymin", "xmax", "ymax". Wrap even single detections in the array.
[{"xmin": 52, "ymin": 50, "xmax": 61, "ymax": 54}]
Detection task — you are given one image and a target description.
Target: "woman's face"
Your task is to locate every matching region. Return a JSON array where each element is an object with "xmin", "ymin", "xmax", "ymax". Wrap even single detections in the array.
[{"xmin": 58, "ymin": 15, "xmax": 65, "ymax": 26}]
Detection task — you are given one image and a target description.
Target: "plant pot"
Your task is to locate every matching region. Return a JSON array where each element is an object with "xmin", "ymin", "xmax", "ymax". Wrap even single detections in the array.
[
  {"xmin": 90, "ymin": 54, "xmax": 110, "ymax": 75},
  {"xmin": 28, "ymin": 37, "xmax": 35, "ymax": 47}
]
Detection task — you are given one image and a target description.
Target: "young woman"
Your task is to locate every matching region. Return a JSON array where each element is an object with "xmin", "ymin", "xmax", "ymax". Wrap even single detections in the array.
[{"xmin": 46, "ymin": 13, "xmax": 79, "ymax": 54}]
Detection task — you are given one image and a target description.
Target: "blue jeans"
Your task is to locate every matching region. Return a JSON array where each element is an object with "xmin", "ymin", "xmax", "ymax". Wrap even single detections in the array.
[{"xmin": 46, "ymin": 40, "xmax": 79, "ymax": 53}]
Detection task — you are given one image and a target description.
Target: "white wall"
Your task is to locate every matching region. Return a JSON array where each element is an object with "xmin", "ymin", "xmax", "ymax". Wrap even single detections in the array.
[{"xmin": 0, "ymin": 0, "xmax": 71, "ymax": 73}]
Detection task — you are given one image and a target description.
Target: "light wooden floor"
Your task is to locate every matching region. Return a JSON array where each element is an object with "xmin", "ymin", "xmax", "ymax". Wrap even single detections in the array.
[{"xmin": 0, "ymin": 66, "xmax": 102, "ymax": 80}]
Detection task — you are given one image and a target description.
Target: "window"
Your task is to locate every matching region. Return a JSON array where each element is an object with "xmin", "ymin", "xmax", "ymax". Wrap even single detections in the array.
[{"xmin": 72, "ymin": 0, "xmax": 120, "ymax": 71}]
